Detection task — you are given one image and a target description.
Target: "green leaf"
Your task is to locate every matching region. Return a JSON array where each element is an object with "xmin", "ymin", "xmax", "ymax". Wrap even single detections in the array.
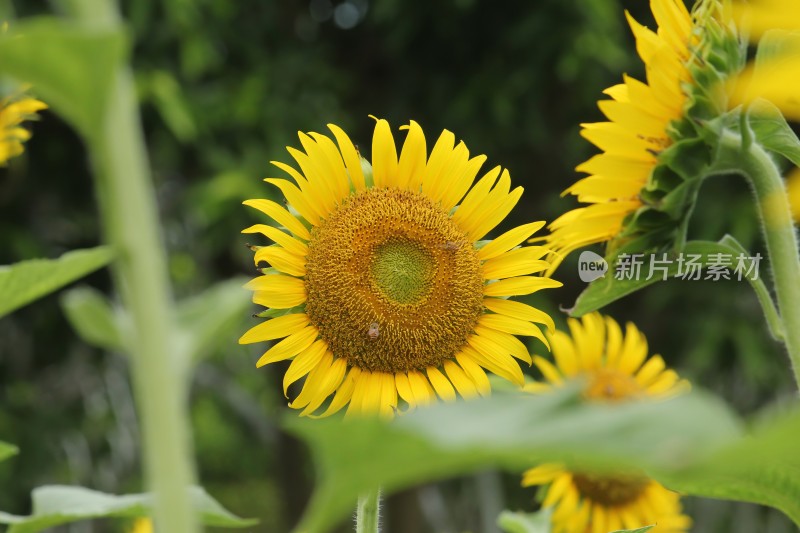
[
  {"xmin": 0, "ymin": 18, "xmax": 126, "ymax": 139},
  {"xmin": 176, "ymin": 277, "xmax": 253, "ymax": 361},
  {"xmin": 289, "ymin": 387, "xmax": 741, "ymax": 533},
  {"xmin": 755, "ymin": 30, "xmax": 800, "ymax": 72},
  {"xmin": 0, "ymin": 247, "xmax": 114, "ymax": 319},
  {"xmin": 664, "ymin": 409, "xmax": 800, "ymax": 526},
  {"xmin": 570, "ymin": 237, "xmax": 774, "ymax": 324},
  {"xmin": 60, "ymin": 286, "xmax": 124, "ymax": 350},
  {"xmin": 0, "ymin": 486, "xmax": 257, "ymax": 532},
  {"xmin": 610, "ymin": 527, "xmax": 654, "ymax": 533},
  {"xmin": 497, "ymin": 508, "xmax": 552, "ymax": 533},
  {"xmin": 0, "ymin": 441, "xmax": 18, "ymax": 463},
  {"xmin": 748, "ymin": 98, "xmax": 800, "ymax": 167}
]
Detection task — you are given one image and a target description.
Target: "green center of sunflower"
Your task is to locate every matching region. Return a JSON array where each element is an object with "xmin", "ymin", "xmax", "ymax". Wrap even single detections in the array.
[
  {"xmin": 304, "ymin": 187, "xmax": 484, "ymax": 373},
  {"xmin": 371, "ymin": 239, "xmax": 435, "ymax": 304},
  {"xmin": 572, "ymin": 473, "xmax": 649, "ymax": 507}
]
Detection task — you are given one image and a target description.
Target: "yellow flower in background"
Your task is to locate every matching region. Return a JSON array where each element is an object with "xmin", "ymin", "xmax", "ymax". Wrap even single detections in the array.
[
  {"xmin": 129, "ymin": 518, "xmax": 153, "ymax": 533},
  {"xmin": 788, "ymin": 168, "xmax": 800, "ymax": 223},
  {"xmin": 241, "ymin": 118, "xmax": 560, "ymax": 418},
  {"xmin": 544, "ymin": 0, "xmax": 697, "ymax": 270},
  {"xmin": 729, "ymin": 0, "xmax": 800, "ymax": 120},
  {"xmin": 0, "ymin": 94, "xmax": 46, "ymax": 165},
  {"xmin": 523, "ymin": 313, "xmax": 691, "ymax": 533},
  {"xmin": 732, "ymin": 0, "xmax": 800, "ymax": 39}
]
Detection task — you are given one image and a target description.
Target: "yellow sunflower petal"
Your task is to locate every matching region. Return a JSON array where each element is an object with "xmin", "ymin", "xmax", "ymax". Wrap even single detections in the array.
[
  {"xmin": 477, "ymin": 221, "xmax": 547, "ymax": 260},
  {"xmin": 242, "ymin": 199, "xmax": 311, "ymax": 240},
  {"xmin": 443, "ymin": 360, "xmax": 478, "ymax": 399},
  {"xmin": 239, "ymin": 313, "xmax": 310, "ymax": 344},
  {"xmin": 483, "ymin": 276, "xmax": 563, "ymax": 297},
  {"xmin": 243, "ymin": 224, "xmax": 308, "ymax": 256},
  {"xmin": 283, "ymin": 339, "xmax": 328, "ymax": 395},
  {"xmin": 427, "ymin": 367, "xmax": 456, "ymax": 401},
  {"xmin": 370, "ymin": 117, "xmax": 399, "ymax": 188},
  {"xmin": 327, "ymin": 123, "xmax": 366, "ymax": 191},
  {"xmin": 256, "ymin": 325, "xmax": 318, "ymax": 367},
  {"xmin": 397, "ymin": 120, "xmax": 427, "ymax": 191}
]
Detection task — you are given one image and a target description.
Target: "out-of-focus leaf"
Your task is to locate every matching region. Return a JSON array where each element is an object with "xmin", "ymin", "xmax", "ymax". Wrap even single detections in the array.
[
  {"xmin": 570, "ymin": 237, "xmax": 776, "ymax": 338},
  {"xmin": 0, "ymin": 247, "xmax": 114, "ymax": 318},
  {"xmin": 0, "ymin": 486, "xmax": 257, "ymax": 532},
  {"xmin": 665, "ymin": 409, "xmax": 800, "ymax": 526},
  {"xmin": 0, "ymin": 18, "xmax": 126, "ymax": 138},
  {"xmin": 289, "ymin": 387, "xmax": 741, "ymax": 533},
  {"xmin": 497, "ymin": 508, "xmax": 551, "ymax": 533},
  {"xmin": 145, "ymin": 69, "xmax": 197, "ymax": 142},
  {"xmin": 176, "ymin": 277, "xmax": 253, "ymax": 361},
  {"xmin": 60, "ymin": 286, "xmax": 124, "ymax": 350},
  {"xmin": 748, "ymin": 98, "xmax": 800, "ymax": 167},
  {"xmin": 610, "ymin": 527, "xmax": 654, "ymax": 533},
  {"xmin": 0, "ymin": 441, "xmax": 18, "ymax": 463}
]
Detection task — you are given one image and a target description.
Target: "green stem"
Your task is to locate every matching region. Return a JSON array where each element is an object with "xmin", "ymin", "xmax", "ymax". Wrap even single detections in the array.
[
  {"xmin": 72, "ymin": 1, "xmax": 199, "ymax": 531},
  {"xmin": 356, "ymin": 490, "xmax": 381, "ymax": 533},
  {"xmin": 717, "ymin": 131, "xmax": 800, "ymax": 387}
]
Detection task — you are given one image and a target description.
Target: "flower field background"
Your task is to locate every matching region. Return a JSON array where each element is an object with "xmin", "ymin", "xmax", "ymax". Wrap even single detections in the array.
[{"xmin": 0, "ymin": 0, "xmax": 799, "ymax": 532}]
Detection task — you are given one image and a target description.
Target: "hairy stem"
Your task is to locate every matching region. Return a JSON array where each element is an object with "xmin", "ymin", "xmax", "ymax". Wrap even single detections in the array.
[
  {"xmin": 72, "ymin": 1, "xmax": 199, "ymax": 531},
  {"xmin": 356, "ymin": 490, "xmax": 381, "ymax": 533}
]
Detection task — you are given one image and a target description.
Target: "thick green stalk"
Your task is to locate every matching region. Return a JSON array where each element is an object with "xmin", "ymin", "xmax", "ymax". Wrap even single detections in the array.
[
  {"xmin": 72, "ymin": 1, "xmax": 199, "ymax": 531},
  {"xmin": 716, "ymin": 131, "xmax": 800, "ymax": 387},
  {"xmin": 356, "ymin": 490, "xmax": 381, "ymax": 533}
]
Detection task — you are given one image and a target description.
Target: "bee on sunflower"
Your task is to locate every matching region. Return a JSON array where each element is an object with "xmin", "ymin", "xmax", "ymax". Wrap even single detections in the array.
[
  {"xmin": 523, "ymin": 312, "xmax": 691, "ymax": 533},
  {"xmin": 240, "ymin": 118, "xmax": 560, "ymax": 418}
]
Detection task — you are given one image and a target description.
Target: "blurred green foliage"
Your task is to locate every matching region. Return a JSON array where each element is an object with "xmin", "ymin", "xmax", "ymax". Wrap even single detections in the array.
[{"xmin": 0, "ymin": 0, "xmax": 796, "ymax": 532}]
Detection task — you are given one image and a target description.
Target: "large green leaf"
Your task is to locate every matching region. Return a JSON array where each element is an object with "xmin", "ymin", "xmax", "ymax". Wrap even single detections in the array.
[
  {"xmin": 0, "ymin": 18, "xmax": 126, "ymax": 139},
  {"xmin": 748, "ymin": 98, "xmax": 800, "ymax": 167},
  {"xmin": 0, "ymin": 486, "xmax": 257, "ymax": 532},
  {"xmin": 570, "ymin": 237, "xmax": 778, "ymax": 339},
  {"xmin": 498, "ymin": 508, "xmax": 552, "ymax": 533},
  {"xmin": 664, "ymin": 409, "xmax": 800, "ymax": 525},
  {"xmin": 0, "ymin": 441, "xmax": 18, "ymax": 463},
  {"xmin": 0, "ymin": 247, "xmax": 114, "ymax": 318},
  {"xmin": 60, "ymin": 286, "xmax": 124, "ymax": 350},
  {"xmin": 497, "ymin": 508, "xmax": 551, "ymax": 533},
  {"xmin": 289, "ymin": 387, "xmax": 741, "ymax": 533}
]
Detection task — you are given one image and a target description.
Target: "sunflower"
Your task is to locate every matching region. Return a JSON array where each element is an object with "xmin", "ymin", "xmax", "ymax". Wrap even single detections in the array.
[
  {"xmin": 544, "ymin": 0, "xmax": 699, "ymax": 269},
  {"xmin": 0, "ymin": 93, "xmax": 46, "ymax": 165},
  {"xmin": 522, "ymin": 312, "xmax": 691, "ymax": 533},
  {"xmin": 240, "ymin": 118, "xmax": 560, "ymax": 418},
  {"xmin": 129, "ymin": 518, "xmax": 153, "ymax": 533}
]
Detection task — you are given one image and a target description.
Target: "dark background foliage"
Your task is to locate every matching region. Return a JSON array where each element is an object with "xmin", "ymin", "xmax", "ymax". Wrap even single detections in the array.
[{"xmin": 0, "ymin": 0, "xmax": 795, "ymax": 531}]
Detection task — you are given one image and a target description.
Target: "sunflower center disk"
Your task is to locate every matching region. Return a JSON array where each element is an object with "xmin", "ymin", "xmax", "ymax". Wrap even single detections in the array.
[
  {"xmin": 584, "ymin": 369, "xmax": 644, "ymax": 402},
  {"xmin": 371, "ymin": 240, "xmax": 435, "ymax": 304},
  {"xmin": 304, "ymin": 188, "xmax": 484, "ymax": 373},
  {"xmin": 572, "ymin": 473, "xmax": 648, "ymax": 507}
]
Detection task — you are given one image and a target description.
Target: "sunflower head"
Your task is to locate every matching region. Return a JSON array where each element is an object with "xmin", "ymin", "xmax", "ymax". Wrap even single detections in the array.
[
  {"xmin": 522, "ymin": 312, "xmax": 691, "ymax": 533},
  {"xmin": 545, "ymin": 0, "xmax": 744, "ymax": 272},
  {"xmin": 0, "ymin": 93, "xmax": 47, "ymax": 165},
  {"xmin": 241, "ymin": 118, "xmax": 560, "ymax": 418}
]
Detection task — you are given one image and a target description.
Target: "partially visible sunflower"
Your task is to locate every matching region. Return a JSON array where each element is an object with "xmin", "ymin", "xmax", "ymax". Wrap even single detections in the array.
[
  {"xmin": 545, "ymin": 0, "xmax": 698, "ymax": 268},
  {"xmin": 544, "ymin": 0, "xmax": 742, "ymax": 270},
  {"xmin": 522, "ymin": 312, "xmax": 691, "ymax": 533},
  {"xmin": 0, "ymin": 92, "xmax": 46, "ymax": 165},
  {"xmin": 241, "ymin": 118, "xmax": 560, "ymax": 418},
  {"xmin": 129, "ymin": 518, "xmax": 153, "ymax": 533}
]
